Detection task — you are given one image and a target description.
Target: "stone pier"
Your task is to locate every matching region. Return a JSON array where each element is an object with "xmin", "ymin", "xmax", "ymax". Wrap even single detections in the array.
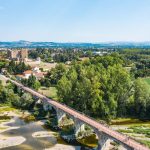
[
  {"xmin": 95, "ymin": 130, "xmax": 133, "ymax": 150},
  {"xmin": 95, "ymin": 130, "xmax": 111, "ymax": 150},
  {"xmin": 36, "ymin": 98, "xmax": 42, "ymax": 104},
  {"xmin": 74, "ymin": 118, "xmax": 85, "ymax": 136},
  {"xmin": 43, "ymin": 103, "xmax": 52, "ymax": 111},
  {"xmin": 55, "ymin": 108, "xmax": 66, "ymax": 126}
]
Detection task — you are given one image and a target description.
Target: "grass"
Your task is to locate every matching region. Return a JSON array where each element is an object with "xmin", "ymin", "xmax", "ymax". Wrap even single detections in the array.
[
  {"xmin": 25, "ymin": 61, "xmax": 57, "ymax": 71},
  {"xmin": 118, "ymin": 126, "xmax": 150, "ymax": 136},
  {"xmin": 117, "ymin": 126, "xmax": 150, "ymax": 149},
  {"xmin": 117, "ymin": 129, "xmax": 133, "ymax": 133},
  {"xmin": 137, "ymin": 140, "xmax": 150, "ymax": 148},
  {"xmin": 111, "ymin": 118, "xmax": 150, "ymax": 126},
  {"xmin": 77, "ymin": 134, "xmax": 98, "ymax": 148},
  {"xmin": 129, "ymin": 126, "xmax": 150, "ymax": 136},
  {"xmin": 0, "ymin": 119, "xmax": 10, "ymax": 123},
  {"xmin": 0, "ymin": 75, "xmax": 7, "ymax": 86},
  {"xmin": 0, "ymin": 127, "xmax": 7, "ymax": 130},
  {"xmin": 0, "ymin": 106, "xmax": 16, "ymax": 113},
  {"xmin": 112, "ymin": 118, "xmax": 150, "ymax": 148},
  {"xmin": 143, "ymin": 77, "xmax": 150, "ymax": 86},
  {"xmin": 0, "ymin": 106, "xmax": 16, "ymax": 124},
  {"xmin": 21, "ymin": 114, "xmax": 36, "ymax": 123},
  {"xmin": 38, "ymin": 86, "xmax": 58, "ymax": 100}
]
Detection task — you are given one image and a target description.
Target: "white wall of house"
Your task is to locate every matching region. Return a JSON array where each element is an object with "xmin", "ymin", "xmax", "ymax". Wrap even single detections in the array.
[{"xmin": 24, "ymin": 73, "xmax": 31, "ymax": 79}]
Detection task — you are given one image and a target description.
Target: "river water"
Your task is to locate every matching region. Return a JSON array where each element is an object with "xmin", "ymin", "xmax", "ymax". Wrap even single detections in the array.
[{"xmin": 1, "ymin": 116, "xmax": 81, "ymax": 150}]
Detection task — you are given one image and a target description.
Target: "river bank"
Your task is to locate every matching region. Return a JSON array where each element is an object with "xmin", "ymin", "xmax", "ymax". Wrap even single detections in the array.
[
  {"xmin": 1, "ymin": 106, "xmax": 149, "ymax": 149},
  {"xmin": 111, "ymin": 118, "xmax": 150, "ymax": 148},
  {"xmin": 0, "ymin": 106, "xmax": 82, "ymax": 150}
]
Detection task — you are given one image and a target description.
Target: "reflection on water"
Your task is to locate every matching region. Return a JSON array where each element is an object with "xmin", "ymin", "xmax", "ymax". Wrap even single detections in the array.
[{"xmin": 1, "ymin": 117, "xmax": 67, "ymax": 150}]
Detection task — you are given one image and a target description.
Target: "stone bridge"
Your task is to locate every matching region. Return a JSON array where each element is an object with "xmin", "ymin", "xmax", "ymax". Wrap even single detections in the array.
[{"xmin": 4, "ymin": 76, "xmax": 150, "ymax": 150}]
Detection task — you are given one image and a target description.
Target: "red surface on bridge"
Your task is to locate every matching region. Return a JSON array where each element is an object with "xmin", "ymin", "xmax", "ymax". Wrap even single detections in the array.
[{"xmin": 8, "ymin": 78, "xmax": 150, "ymax": 150}]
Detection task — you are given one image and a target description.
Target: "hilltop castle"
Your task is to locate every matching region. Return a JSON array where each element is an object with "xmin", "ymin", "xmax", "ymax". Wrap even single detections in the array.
[{"xmin": 7, "ymin": 49, "xmax": 28, "ymax": 61}]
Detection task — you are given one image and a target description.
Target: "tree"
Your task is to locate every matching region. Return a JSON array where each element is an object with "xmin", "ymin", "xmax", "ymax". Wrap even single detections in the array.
[
  {"xmin": 103, "ymin": 64, "xmax": 132, "ymax": 118},
  {"xmin": 6, "ymin": 90, "xmax": 20, "ymax": 105},
  {"xmin": 12, "ymin": 93, "xmax": 34, "ymax": 110},
  {"xmin": 86, "ymin": 50, "xmax": 93, "ymax": 57},
  {"xmin": 134, "ymin": 79, "xmax": 150, "ymax": 118},
  {"xmin": 46, "ymin": 64, "xmax": 67, "ymax": 85},
  {"xmin": 0, "ymin": 82, "xmax": 6, "ymax": 103},
  {"xmin": 26, "ymin": 75, "xmax": 41, "ymax": 90},
  {"xmin": 33, "ymin": 80, "xmax": 41, "ymax": 90},
  {"xmin": 57, "ymin": 55, "xmax": 133, "ymax": 121},
  {"xmin": 57, "ymin": 75, "xmax": 72, "ymax": 103},
  {"xmin": 57, "ymin": 64, "xmax": 103, "ymax": 116},
  {"xmin": 7, "ymin": 60, "xmax": 31, "ymax": 75},
  {"xmin": 0, "ymin": 82, "xmax": 20, "ymax": 104}
]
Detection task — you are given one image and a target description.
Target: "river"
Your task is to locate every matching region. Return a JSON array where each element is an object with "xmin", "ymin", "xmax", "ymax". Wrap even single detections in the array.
[{"xmin": 1, "ymin": 116, "xmax": 82, "ymax": 150}]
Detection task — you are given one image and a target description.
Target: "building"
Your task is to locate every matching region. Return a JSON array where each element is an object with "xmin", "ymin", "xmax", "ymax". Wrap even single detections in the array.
[
  {"xmin": 16, "ymin": 67, "xmax": 45, "ymax": 80},
  {"xmin": 23, "ymin": 70, "xmax": 33, "ymax": 79},
  {"xmin": 7, "ymin": 49, "xmax": 28, "ymax": 61},
  {"xmin": 92, "ymin": 51, "xmax": 108, "ymax": 56}
]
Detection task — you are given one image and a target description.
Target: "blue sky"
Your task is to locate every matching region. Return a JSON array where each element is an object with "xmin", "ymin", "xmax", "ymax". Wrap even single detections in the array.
[{"xmin": 0, "ymin": 0, "xmax": 150, "ymax": 42}]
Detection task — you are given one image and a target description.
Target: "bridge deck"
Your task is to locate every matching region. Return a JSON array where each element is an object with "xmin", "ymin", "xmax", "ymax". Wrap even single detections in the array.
[{"xmin": 7, "ymin": 77, "xmax": 150, "ymax": 150}]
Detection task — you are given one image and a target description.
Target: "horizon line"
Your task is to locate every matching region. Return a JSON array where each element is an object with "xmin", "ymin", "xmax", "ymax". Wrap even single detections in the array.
[{"xmin": 0, "ymin": 40, "xmax": 150, "ymax": 43}]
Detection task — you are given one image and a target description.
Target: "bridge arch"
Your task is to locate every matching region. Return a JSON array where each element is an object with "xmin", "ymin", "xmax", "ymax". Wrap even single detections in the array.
[{"xmin": 7, "ymin": 77, "xmax": 149, "ymax": 150}]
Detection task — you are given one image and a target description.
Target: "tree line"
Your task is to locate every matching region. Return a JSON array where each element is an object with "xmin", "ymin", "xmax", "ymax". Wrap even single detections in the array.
[
  {"xmin": 120, "ymin": 49, "xmax": 150, "ymax": 78},
  {"xmin": 29, "ymin": 48, "xmax": 84, "ymax": 63},
  {"xmin": 0, "ymin": 81, "xmax": 34, "ymax": 110},
  {"xmin": 0, "ymin": 60, "xmax": 31, "ymax": 75},
  {"xmin": 54, "ymin": 53, "xmax": 150, "ymax": 121},
  {"xmin": 7, "ymin": 60, "xmax": 31, "ymax": 75}
]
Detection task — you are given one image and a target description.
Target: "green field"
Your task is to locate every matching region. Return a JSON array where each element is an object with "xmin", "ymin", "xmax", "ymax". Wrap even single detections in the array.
[
  {"xmin": 143, "ymin": 77, "xmax": 150, "ymax": 86},
  {"xmin": 38, "ymin": 86, "xmax": 58, "ymax": 100},
  {"xmin": 111, "ymin": 118, "xmax": 150, "ymax": 126},
  {"xmin": 111, "ymin": 118, "xmax": 150, "ymax": 148}
]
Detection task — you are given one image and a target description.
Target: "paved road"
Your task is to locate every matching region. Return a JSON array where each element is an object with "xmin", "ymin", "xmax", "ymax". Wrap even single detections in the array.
[{"xmin": 4, "ymin": 76, "xmax": 149, "ymax": 150}]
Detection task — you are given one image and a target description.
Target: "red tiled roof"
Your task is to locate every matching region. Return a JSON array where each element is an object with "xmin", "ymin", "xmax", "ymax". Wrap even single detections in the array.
[
  {"xmin": 23, "ymin": 70, "xmax": 32, "ymax": 74},
  {"xmin": 16, "ymin": 74, "xmax": 24, "ymax": 77},
  {"xmin": 34, "ymin": 72, "xmax": 44, "ymax": 78}
]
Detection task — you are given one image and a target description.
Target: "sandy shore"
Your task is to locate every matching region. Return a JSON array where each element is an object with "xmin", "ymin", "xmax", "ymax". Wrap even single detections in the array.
[
  {"xmin": 0, "ymin": 117, "xmax": 20, "ymax": 133},
  {"xmin": 0, "ymin": 116, "xmax": 25, "ymax": 149},
  {"xmin": 0, "ymin": 135, "xmax": 26, "ymax": 149},
  {"xmin": 0, "ymin": 109, "xmax": 81, "ymax": 149},
  {"xmin": 32, "ymin": 131, "xmax": 57, "ymax": 138},
  {"xmin": 0, "ymin": 110, "xmax": 27, "ymax": 148}
]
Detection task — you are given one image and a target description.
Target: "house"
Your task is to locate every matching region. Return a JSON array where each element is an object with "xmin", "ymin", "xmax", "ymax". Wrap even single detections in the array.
[
  {"xmin": 34, "ymin": 72, "xmax": 44, "ymax": 80},
  {"xmin": 23, "ymin": 70, "xmax": 32, "ymax": 79},
  {"xmin": 92, "ymin": 51, "xmax": 108, "ymax": 56},
  {"xmin": 32, "ymin": 66, "xmax": 40, "ymax": 73},
  {"xmin": 16, "ymin": 74, "xmax": 25, "ymax": 81},
  {"xmin": 16, "ymin": 67, "xmax": 45, "ymax": 80}
]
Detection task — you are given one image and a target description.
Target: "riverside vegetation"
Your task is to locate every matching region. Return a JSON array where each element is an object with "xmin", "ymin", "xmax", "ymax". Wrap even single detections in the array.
[
  {"xmin": 55, "ymin": 53, "xmax": 150, "ymax": 121},
  {"xmin": 1, "ymin": 50, "xmax": 150, "ymax": 148}
]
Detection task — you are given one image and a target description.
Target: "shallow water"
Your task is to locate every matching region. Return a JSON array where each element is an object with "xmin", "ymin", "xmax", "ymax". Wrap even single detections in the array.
[{"xmin": 1, "ymin": 116, "xmax": 70, "ymax": 150}]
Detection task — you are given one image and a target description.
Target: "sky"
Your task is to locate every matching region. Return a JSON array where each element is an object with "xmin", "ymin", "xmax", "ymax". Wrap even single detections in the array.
[{"xmin": 0, "ymin": 0, "xmax": 150, "ymax": 42}]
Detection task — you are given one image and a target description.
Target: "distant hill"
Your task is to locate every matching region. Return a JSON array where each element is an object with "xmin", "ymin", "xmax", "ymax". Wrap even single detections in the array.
[{"xmin": 0, "ymin": 41, "xmax": 150, "ymax": 48}]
